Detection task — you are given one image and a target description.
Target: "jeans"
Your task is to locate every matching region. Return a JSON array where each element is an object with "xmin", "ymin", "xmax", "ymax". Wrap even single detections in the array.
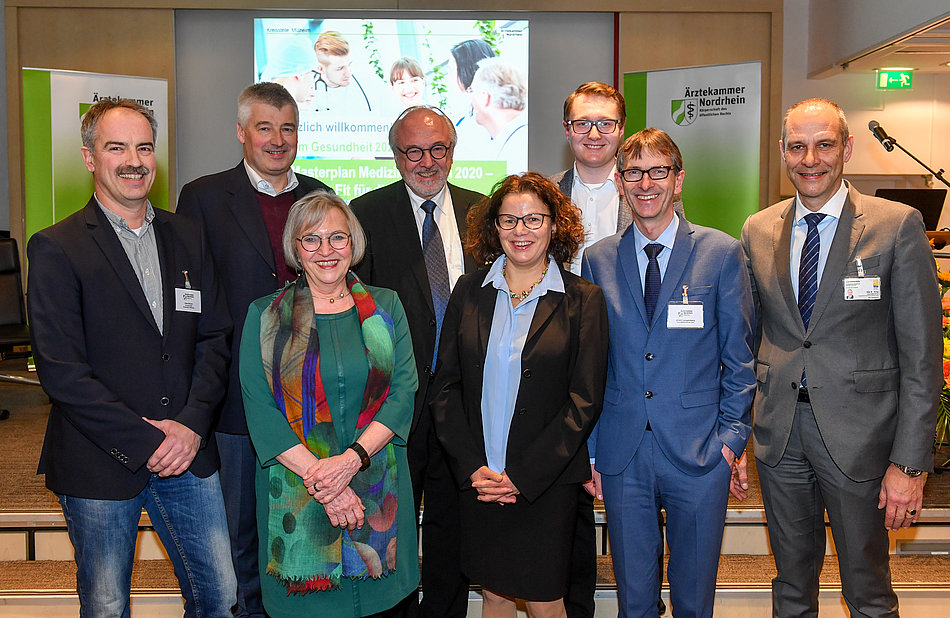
[
  {"xmin": 58, "ymin": 471, "xmax": 237, "ymax": 618},
  {"xmin": 215, "ymin": 432, "xmax": 265, "ymax": 617}
]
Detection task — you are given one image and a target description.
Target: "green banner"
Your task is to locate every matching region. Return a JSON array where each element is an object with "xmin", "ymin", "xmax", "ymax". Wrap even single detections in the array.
[
  {"xmin": 21, "ymin": 68, "xmax": 169, "ymax": 242},
  {"xmin": 623, "ymin": 62, "xmax": 761, "ymax": 238},
  {"xmin": 292, "ymin": 158, "xmax": 506, "ymax": 200}
]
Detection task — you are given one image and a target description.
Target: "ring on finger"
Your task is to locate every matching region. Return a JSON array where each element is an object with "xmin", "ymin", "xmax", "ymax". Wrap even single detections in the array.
[{"xmin": 909, "ymin": 509, "xmax": 918, "ymax": 516}]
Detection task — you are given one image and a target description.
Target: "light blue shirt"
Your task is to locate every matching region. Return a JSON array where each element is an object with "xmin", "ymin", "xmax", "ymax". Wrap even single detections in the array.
[
  {"xmin": 631, "ymin": 214, "xmax": 680, "ymax": 290},
  {"xmin": 480, "ymin": 256, "xmax": 564, "ymax": 473},
  {"xmin": 789, "ymin": 181, "xmax": 848, "ymax": 299}
]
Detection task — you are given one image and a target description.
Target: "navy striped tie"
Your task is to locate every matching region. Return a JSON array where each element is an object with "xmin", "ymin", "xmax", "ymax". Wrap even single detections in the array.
[
  {"xmin": 644, "ymin": 243, "xmax": 663, "ymax": 322},
  {"xmin": 798, "ymin": 213, "xmax": 825, "ymax": 389},
  {"xmin": 797, "ymin": 213, "xmax": 826, "ymax": 330}
]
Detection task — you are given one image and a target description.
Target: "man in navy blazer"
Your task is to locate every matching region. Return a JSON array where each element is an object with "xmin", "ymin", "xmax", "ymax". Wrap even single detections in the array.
[
  {"xmin": 176, "ymin": 82, "xmax": 330, "ymax": 617},
  {"xmin": 28, "ymin": 99, "xmax": 235, "ymax": 616},
  {"xmin": 581, "ymin": 128, "xmax": 755, "ymax": 617}
]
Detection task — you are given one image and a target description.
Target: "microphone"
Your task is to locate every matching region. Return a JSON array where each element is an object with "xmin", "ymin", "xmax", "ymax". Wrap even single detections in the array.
[{"xmin": 868, "ymin": 120, "xmax": 895, "ymax": 152}]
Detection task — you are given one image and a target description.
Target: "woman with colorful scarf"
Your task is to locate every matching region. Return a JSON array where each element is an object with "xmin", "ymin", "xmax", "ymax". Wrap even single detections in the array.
[{"xmin": 240, "ymin": 191, "xmax": 419, "ymax": 617}]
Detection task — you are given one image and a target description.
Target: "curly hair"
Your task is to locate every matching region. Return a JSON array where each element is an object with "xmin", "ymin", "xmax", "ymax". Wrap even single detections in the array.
[{"xmin": 466, "ymin": 172, "xmax": 584, "ymax": 267}]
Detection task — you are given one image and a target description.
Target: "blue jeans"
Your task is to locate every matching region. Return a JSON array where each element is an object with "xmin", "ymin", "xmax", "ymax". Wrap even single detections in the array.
[
  {"xmin": 215, "ymin": 432, "xmax": 265, "ymax": 617},
  {"xmin": 58, "ymin": 471, "xmax": 237, "ymax": 618}
]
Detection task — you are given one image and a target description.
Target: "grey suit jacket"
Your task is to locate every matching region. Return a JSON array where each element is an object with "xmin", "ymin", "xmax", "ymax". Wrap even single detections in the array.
[
  {"xmin": 550, "ymin": 167, "xmax": 632, "ymax": 233},
  {"xmin": 741, "ymin": 184, "xmax": 942, "ymax": 480}
]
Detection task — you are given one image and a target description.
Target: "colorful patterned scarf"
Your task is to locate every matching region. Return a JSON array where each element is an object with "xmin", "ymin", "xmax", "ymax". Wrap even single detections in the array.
[{"xmin": 259, "ymin": 273, "xmax": 399, "ymax": 594}]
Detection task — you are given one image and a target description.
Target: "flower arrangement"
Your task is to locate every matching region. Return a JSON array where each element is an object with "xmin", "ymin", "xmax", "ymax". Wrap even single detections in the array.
[{"xmin": 936, "ymin": 263, "xmax": 950, "ymax": 454}]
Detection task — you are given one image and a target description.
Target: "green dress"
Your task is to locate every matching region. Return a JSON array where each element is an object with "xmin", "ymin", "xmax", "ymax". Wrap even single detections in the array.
[{"xmin": 241, "ymin": 285, "xmax": 419, "ymax": 617}]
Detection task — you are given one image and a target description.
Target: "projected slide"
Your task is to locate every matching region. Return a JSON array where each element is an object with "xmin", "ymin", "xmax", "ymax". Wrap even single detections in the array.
[{"xmin": 254, "ymin": 18, "xmax": 529, "ymax": 199}]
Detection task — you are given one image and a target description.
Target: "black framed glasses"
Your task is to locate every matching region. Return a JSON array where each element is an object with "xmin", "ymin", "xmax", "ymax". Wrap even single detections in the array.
[
  {"xmin": 495, "ymin": 213, "xmax": 550, "ymax": 230},
  {"xmin": 297, "ymin": 233, "xmax": 351, "ymax": 252},
  {"xmin": 618, "ymin": 165, "xmax": 677, "ymax": 182},
  {"xmin": 397, "ymin": 144, "xmax": 449, "ymax": 162},
  {"xmin": 566, "ymin": 119, "xmax": 620, "ymax": 134}
]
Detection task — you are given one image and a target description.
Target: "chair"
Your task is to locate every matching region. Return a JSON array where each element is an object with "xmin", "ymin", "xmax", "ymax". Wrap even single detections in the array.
[{"xmin": 0, "ymin": 237, "xmax": 38, "ymax": 420}]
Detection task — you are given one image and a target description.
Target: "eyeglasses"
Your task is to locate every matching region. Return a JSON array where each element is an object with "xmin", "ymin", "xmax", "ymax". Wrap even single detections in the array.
[
  {"xmin": 566, "ymin": 119, "xmax": 620, "ymax": 134},
  {"xmin": 495, "ymin": 213, "xmax": 550, "ymax": 230},
  {"xmin": 397, "ymin": 144, "xmax": 449, "ymax": 162},
  {"xmin": 297, "ymin": 233, "xmax": 351, "ymax": 252},
  {"xmin": 618, "ymin": 165, "xmax": 677, "ymax": 182}
]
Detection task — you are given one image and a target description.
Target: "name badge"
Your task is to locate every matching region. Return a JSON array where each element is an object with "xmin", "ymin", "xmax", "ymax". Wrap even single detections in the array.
[
  {"xmin": 843, "ymin": 277, "xmax": 881, "ymax": 301},
  {"xmin": 667, "ymin": 302, "xmax": 704, "ymax": 328},
  {"xmin": 175, "ymin": 288, "xmax": 202, "ymax": 313}
]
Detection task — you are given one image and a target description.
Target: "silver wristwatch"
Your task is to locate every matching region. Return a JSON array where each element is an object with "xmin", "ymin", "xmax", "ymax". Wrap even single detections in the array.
[{"xmin": 896, "ymin": 464, "xmax": 924, "ymax": 477}]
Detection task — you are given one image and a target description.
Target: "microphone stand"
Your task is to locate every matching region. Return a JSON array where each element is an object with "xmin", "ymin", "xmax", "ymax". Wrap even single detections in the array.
[{"xmin": 880, "ymin": 136, "xmax": 950, "ymax": 189}]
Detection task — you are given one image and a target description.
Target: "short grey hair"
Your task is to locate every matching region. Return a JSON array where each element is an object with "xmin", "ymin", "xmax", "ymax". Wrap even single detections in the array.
[
  {"xmin": 470, "ymin": 58, "xmax": 526, "ymax": 111},
  {"xmin": 781, "ymin": 98, "xmax": 849, "ymax": 147},
  {"xmin": 283, "ymin": 191, "xmax": 366, "ymax": 271},
  {"xmin": 81, "ymin": 99, "xmax": 157, "ymax": 150},
  {"xmin": 387, "ymin": 105, "xmax": 457, "ymax": 153},
  {"xmin": 238, "ymin": 82, "xmax": 299, "ymax": 128}
]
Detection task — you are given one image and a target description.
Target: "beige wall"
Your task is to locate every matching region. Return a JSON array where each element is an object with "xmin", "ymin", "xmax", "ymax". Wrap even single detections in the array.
[
  {"xmin": 5, "ymin": 1, "xmax": 783, "ymax": 247},
  {"xmin": 5, "ymin": 6, "xmax": 175, "ymax": 248}
]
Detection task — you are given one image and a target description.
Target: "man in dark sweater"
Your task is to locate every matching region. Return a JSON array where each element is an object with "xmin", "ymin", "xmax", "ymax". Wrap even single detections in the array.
[{"xmin": 176, "ymin": 82, "xmax": 331, "ymax": 617}]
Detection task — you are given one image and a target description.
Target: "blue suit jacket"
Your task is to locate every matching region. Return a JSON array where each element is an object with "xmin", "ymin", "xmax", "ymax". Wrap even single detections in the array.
[{"xmin": 581, "ymin": 214, "xmax": 755, "ymax": 477}]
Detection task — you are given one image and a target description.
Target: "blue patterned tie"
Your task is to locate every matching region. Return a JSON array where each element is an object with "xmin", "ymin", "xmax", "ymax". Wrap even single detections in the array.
[
  {"xmin": 644, "ymin": 243, "xmax": 663, "ymax": 322},
  {"xmin": 421, "ymin": 200, "xmax": 450, "ymax": 366},
  {"xmin": 798, "ymin": 213, "xmax": 826, "ymax": 389}
]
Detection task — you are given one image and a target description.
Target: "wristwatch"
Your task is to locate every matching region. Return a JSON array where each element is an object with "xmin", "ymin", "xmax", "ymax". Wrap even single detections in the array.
[{"xmin": 895, "ymin": 464, "xmax": 924, "ymax": 477}]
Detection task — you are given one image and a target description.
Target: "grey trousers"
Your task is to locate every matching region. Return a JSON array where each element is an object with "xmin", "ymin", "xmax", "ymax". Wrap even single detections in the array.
[{"xmin": 757, "ymin": 401, "xmax": 898, "ymax": 618}]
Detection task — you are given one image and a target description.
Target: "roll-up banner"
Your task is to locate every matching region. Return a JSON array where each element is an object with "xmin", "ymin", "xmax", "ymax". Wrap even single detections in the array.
[
  {"xmin": 21, "ymin": 68, "xmax": 168, "ymax": 241},
  {"xmin": 623, "ymin": 61, "xmax": 761, "ymax": 238}
]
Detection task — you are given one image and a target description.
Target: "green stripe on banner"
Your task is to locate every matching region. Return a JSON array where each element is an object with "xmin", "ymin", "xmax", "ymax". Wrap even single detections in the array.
[
  {"xmin": 623, "ymin": 71, "xmax": 647, "ymax": 137},
  {"xmin": 22, "ymin": 69, "xmax": 54, "ymax": 243}
]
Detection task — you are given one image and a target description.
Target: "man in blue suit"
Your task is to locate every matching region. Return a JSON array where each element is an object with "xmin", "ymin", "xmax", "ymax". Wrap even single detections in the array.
[{"xmin": 581, "ymin": 128, "xmax": 755, "ymax": 617}]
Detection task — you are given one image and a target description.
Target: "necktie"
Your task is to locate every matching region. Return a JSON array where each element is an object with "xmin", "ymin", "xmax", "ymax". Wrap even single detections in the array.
[
  {"xmin": 644, "ymin": 243, "xmax": 663, "ymax": 322},
  {"xmin": 421, "ymin": 200, "xmax": 451, "ymax": 366},
  {"xmin": 798, "ymin": 212, "xmax": 826, "ymax": 389},
  {"xmin": 797, "ymin": 213, "xmax": 827, "ymax": 331}
]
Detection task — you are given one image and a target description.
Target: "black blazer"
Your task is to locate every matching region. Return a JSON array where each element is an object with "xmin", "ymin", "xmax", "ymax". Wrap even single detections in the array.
[
  {"xmin": 176, "ymin": 162, "xmax": 330, "ymax": 433},
  {"xmin": 351, "ymin": 180, "xmax": 483, "ymax": 431},
  {"xmin": 429, "ymin": 267, "xmax": 608, "ymax": 502},
  {"xmin": 27, "ymin": 199, "xmax": 232, "ymax": 500}
]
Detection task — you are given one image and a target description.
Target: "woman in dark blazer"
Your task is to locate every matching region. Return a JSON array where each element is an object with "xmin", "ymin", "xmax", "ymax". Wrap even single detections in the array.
[{"xmin": 430, "ymin": 172, "xmax": 608, "ymax": 617}]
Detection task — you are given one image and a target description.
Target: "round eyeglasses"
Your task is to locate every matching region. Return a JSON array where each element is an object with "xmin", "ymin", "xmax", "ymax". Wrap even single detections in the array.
[
  {"xmin": 297, "ymin": 233, "xmax": 351, "ymax": 252},
  {"xmin": 618, "ymin": 165, "xmax": 677, "ymax": 182},
  {"xmin": 397, "ymin": 144, "xmax": 449, "ymax": 162},
  {"xmin": 566, "ymin": 119, "xmax": 620, "ymax": 134},
  {"xmin": 495, "ymin": 213, "xmax": 550, "ymax": 230}
]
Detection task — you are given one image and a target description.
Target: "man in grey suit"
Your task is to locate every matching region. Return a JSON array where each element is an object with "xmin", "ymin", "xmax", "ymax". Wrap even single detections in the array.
[{"xmin": 740, "ymin": 98, "xmax": 942, "ymax": 616}]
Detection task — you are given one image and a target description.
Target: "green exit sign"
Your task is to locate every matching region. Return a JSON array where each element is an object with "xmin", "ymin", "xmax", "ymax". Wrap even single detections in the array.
[{"xmin": 877, "ymin": 70, "xmax": 913, "ymax": 89}]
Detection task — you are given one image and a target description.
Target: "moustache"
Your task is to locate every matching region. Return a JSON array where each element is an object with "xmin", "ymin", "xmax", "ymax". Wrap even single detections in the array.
[{"xmin": 117, "ymin": 165, "xmax": 150, "ymax": 177}]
